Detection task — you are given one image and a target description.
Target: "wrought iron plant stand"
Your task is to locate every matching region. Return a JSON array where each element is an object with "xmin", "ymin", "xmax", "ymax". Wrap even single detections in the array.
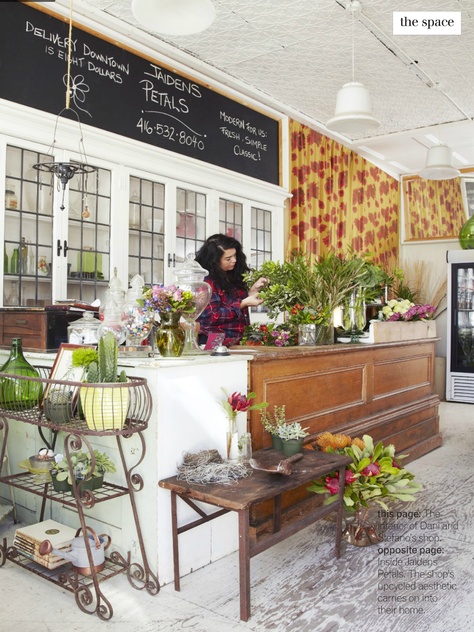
[{"xmin": 0, "ymin": 368, "xmax": 159, "ymax": 620}]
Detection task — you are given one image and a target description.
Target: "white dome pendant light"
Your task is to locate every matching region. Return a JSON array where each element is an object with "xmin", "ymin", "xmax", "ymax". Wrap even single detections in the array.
[
  {"xmin": 419, "ymin": 144, "xmax": 461, "ymax": 180},
  {"xmin": 131, "ymin": 0, "xmax": 216, "ymax": 36},
  {"xmin": 326, "ymin": 0, "xmax": 380, "ymax": 135}
]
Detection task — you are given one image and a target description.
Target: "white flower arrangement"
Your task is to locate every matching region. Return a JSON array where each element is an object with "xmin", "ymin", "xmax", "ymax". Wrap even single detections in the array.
[{"xmin": 381, "ymin": 299, "xmax": 413, "ymax": 320}]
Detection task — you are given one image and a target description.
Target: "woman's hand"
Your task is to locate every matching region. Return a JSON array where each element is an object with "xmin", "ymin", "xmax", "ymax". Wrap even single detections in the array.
[
  {"xmin": 248, "ymin": 277, "xmax": 269, "ymax": 296},
  {"xmin": 240, "ymin": 294, "xmax": 264, "ymax": 309}
]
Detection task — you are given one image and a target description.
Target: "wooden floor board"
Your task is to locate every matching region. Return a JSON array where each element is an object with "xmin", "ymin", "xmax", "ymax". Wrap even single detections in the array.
[{"xmin": 0, "ymin": 401, "xmax": 473, "ymax": 632}]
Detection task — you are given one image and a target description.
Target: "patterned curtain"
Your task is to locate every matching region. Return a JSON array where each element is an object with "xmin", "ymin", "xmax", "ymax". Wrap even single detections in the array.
[
  {"xmin": 288, "ymin": 120, "xmax": 399, "ymax": 267},
  {"xmin": 402, "ymin": 176, "xmax": 465, "ymax": 240}
]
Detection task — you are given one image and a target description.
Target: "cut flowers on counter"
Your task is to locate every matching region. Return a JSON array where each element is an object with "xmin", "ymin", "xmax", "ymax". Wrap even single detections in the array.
[
  {"xmin": 380, "ymin": 299, "xmax": 435, "ymax": 322},
  {"xmin": 240, "ymin": 323, "xmax": 297, "ymax": 347},
  {"xmin": 142, "ymin": 284, "xmax": 195, "ymax": 315},
  {"xmin": 307, "ymin": 432, "xmax": 422, "ymax": 513}
]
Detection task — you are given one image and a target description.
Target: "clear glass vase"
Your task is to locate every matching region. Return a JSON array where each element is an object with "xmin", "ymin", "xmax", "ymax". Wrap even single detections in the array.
[{"xmin": 155, "ymin": 311, "xmax": 185, "ymax": 357}]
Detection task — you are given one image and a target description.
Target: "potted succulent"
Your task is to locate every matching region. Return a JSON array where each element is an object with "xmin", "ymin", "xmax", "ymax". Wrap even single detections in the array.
[
  {"xmin": 49, "ymin": 449, "xmax": 116, "ymax": 494},
  {"xmin": 277, "ymin": 421, "xmax": 310, "ymax": 457},
  {"xmin": 72, "ymin": 332, "xmax": 128, "ymax": 431}
]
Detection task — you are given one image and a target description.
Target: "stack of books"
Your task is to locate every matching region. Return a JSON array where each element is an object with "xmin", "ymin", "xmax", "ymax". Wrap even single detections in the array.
[{"xmin": 13, "ymin": 519, "xmax": 76, "ymax": 570}]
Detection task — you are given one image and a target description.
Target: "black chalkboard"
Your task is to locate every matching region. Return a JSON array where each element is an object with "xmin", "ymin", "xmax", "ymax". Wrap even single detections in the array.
[{"xmin": 0, "ymin": 3, "xmax": 280, "ymax": 185}]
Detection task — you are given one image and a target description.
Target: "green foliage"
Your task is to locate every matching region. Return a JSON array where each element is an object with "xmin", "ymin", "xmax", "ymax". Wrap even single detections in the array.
[
  {"xmin": 260, "ymin": 405, "xmax": 287, "ymax": 435},
  {"xmin": 244, "ymin": 251, "xmax": 372, "ymax": 320},
  {"xmin": 72, "ymin": 333, "xmax": 127, "ymax": 384}
]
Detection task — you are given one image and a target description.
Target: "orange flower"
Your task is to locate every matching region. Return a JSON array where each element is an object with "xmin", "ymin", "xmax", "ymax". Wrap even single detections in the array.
[
  {"xmin": 352, "ymin": 437, "xmax": 365, "ymax": 450},
  {"xmin": 315, "ymin": 431, "xmax": 352, "ymax": 452}
]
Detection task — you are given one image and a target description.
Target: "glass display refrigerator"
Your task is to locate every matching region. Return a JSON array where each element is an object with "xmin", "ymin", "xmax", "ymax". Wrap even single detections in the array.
[{"xmin": 446, "ymin": 250, "xmax": 474, "ymax": 402}]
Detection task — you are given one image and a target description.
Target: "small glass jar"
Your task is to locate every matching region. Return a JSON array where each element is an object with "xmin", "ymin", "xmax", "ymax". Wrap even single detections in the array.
[{"xmin": 68, "ymin": 311, "xmax": 100, "ymax": 344}]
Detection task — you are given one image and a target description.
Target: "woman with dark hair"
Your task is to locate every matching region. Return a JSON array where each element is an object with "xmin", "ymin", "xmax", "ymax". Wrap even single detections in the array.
[{"xmin": 195, "ymin": 233, "xmax": 268, "ymax": 347}]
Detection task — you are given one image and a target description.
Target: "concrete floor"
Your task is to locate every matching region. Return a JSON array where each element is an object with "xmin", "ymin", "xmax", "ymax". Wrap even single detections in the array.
[{"xmin": 0, "ymin": 401, "xmax": 472, "ymax": 632}]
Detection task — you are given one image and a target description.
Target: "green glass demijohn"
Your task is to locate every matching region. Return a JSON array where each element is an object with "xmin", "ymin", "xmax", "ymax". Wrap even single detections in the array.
[
  {"xmin": 459, "ymin": 214, "xmax": 474, "ymax": 250},
  {"xmin": 0, "ymin": 338, "xmax": 43, "ymax": 410}
]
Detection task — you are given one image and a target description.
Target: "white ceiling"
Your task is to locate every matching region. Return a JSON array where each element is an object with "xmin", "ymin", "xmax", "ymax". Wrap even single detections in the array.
[{"xmin": 58, "ymin": 0, "xmax": 474, "ymax": 178}]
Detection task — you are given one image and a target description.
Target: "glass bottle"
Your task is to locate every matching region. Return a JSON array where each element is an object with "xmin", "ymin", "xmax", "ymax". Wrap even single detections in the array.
[
  {"xmin": 4, "ymin": 244, "xmax": 8, "ymax": 274},
  {"xmin": 0, "ymin": 338, "xmax": 43, "ymax": 410},
  {"xmin": 21, "ymin": 237, "xmax": 28, "ymax": 274},
  {"xmin": 10, "ymin": 247, "xmax": 19, "ymax": 274}
]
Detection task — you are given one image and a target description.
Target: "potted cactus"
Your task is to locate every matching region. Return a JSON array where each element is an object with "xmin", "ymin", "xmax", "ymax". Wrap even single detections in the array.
[{"xmin": 72, "ymin": 333, "xmax": 129, "ymax": 431}]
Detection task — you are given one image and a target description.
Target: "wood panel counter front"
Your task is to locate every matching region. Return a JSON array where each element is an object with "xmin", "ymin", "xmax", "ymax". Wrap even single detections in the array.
[{"xmin": 239, "ymin": 339, "xmax": 440, "ymax": 526}]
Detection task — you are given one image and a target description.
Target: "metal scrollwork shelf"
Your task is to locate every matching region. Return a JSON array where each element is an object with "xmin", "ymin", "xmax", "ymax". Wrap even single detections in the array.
[{"xmin": 0, "ymin": 368, "xmax": 160, "ymax": 621}]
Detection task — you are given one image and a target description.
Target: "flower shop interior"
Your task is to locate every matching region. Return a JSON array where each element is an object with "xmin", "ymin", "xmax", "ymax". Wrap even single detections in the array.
[{"xmin": 1, "ymin": 1, "xmax": 474, "ymax": 631}]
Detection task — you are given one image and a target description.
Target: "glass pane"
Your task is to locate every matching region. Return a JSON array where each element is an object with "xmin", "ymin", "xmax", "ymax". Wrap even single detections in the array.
[
  {"xmin": 128, "ymin": 175, "xmax": 166, "ymax": 286},
  {"xmin": 4, "ymin": 145, "xmax": 53, "ymax": 307}
]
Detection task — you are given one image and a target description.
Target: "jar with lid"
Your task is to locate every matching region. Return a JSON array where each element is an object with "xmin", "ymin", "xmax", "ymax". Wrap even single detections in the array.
[
  {"xmin": 123, "ymin": 274, "xmax": 154, "ymax": 347},
  {"xmin": 67, "ymin": 311, "xmax": 100, "ymax": 345},
  {"xmin": 174, "ymin": 254, "xmax": 212, "ymax": 354},
  {"xmin": 5, "ymin": 183, "xmax": 18, "ymax": 210}
]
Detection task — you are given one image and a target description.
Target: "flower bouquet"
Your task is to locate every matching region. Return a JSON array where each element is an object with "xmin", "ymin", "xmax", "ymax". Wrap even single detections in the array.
[
  {"xmin": 142, "ymin": 284, "xmax": 195, "ymax": 317},
  {"xmin": 240, "ymin": 322, "xmax": 297, "ymax": 347},
  {"xmin": 142, "ymin": 284, "xmax": 195, "ymax": 356},
  {"xmin": 307, "ymin": 432, "xmax": 422, "ymax": 545},
  {"xmin": 380, "ymin": 299, "xmax": 435, "ymax": 322}
]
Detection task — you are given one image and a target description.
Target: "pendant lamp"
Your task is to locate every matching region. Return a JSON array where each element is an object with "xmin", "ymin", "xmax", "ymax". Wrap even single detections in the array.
[
  {"xmin": 131, "ymin": 0, "xmax": 216, "ymax": 36},
  {"xmin": 419, "ymin": 144, "xmax": 461, "ymax": 180},
  {"xmin": 33, "ymin": 0, "xmax": 96, "ymax": 210},
  {"xmin": 326, "ymin": 0, "xmax": 380, "ymax": 135}
]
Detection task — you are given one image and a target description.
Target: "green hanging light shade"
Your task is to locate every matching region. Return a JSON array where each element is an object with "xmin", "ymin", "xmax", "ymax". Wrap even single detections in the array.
[{"xmin": 459, "ymin": 214, "xmax": 474, "ymax": 250}]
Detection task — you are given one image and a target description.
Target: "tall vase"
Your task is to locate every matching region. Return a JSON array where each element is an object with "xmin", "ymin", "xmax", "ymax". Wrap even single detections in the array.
[
  {"xmin": 226, "ymin": 416, "xmax": 239, "ymax": 461},
  {"xmin": 155, "ymin": 311, "xmax": 185, "ymax": 357}
]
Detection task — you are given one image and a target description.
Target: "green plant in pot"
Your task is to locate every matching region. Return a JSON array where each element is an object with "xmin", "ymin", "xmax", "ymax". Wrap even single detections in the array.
[
  {"xmin": 50, "ymin": 449, "xmax": 116, "ymax": 494},
  {"xmin": 260, "ymin": 405, "xmax": 287, "ymax": 450},
  {"xmin": 72, "ymin": 333, "xmax": 128, "ymax": 431},
  {"xmin": 42, "ymin": 388, "xmax": 75, "ymax": 425},
  {"xmin": 278, "ymin": 421, "xmax": 309, "ymax": 457}
]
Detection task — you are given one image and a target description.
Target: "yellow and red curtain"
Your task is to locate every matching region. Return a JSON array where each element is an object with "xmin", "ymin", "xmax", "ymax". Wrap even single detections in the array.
[
  {"xmin": 402, "ymin": 176, "xmax": 465, "ymax": 240},
  {"xmin": 288, "ymin": 120, "xmax": 400, "ymax": 267}
]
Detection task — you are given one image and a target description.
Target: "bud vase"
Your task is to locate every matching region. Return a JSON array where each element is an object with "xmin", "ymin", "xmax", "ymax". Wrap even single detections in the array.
[
  {"xmin": 226, "ymin": 417, "xmax": 239, "ymax": 461},
  {"xmin": 156, "ymin": 311, "xmax": 185, "ymax": 357}
]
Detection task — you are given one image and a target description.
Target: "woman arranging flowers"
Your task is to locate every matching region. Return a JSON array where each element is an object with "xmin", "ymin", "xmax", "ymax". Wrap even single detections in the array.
[
  {"xmin": 307, "ymin": 432, "xmax": 422, "ymax": 546},
  {"xmin": 195, "ymin": 234, "xmax": 269, "ymax": 347}
]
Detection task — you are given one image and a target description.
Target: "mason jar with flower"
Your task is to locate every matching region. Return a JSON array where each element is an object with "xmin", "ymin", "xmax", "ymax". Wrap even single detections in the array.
[
  {"xmin": 219, "ymin": 389, "xmax": 268, "ymax": 460},
  {"xmin": 142, "ymin": 284, "xmax": 195, "ymax": 357}
]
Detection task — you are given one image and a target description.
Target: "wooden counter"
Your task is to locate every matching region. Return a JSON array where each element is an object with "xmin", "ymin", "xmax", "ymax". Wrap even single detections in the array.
[
  {"xmin": 241, "ymin": 340, "xmax": 440, "ymax": 527},
  {"xmin": 244, "ymin": 340, "xmax": 441, "ymax": 461}
]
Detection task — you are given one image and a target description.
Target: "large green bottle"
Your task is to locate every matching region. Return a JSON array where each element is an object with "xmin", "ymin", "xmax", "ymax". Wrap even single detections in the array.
[{"xmin": 0, "ymin": 338, "xmax": 43, "ymax": 410}]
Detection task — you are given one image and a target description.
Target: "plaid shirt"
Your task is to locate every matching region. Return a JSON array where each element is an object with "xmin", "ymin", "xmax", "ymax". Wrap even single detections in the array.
[{"xmin": 197, "ymin": 277, "xmax": 250, "ymax": 347}]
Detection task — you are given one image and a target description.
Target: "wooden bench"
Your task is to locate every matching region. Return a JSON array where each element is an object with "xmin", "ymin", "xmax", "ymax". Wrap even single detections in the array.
[{"xmin": 159, "ymin": 448, "xmax": 351, "ymax": 621}]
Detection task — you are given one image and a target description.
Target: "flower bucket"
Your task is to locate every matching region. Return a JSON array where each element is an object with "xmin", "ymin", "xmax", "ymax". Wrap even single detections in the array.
[{"xmin": 79, "ymin": 385, "xmax": 130, "ymax": 431}]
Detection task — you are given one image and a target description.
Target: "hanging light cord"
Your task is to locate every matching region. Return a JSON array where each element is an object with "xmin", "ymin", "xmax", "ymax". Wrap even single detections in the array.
[
  {"xmin": 351, "ymin": 5, "xmax": 355, "ymax": 83},
  {"xmin": 66, "ymin": 0, "xmax": 73, "ymax": 109}
]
